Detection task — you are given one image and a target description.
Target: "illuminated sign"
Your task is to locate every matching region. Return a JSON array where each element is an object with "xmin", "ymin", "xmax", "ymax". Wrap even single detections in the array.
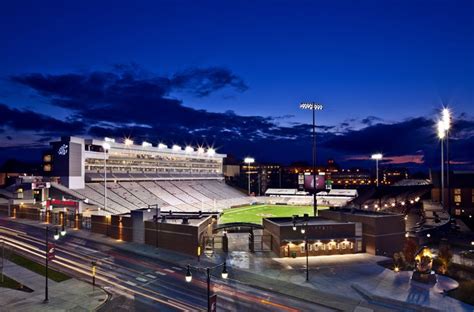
[{"xmin": 58, "ymin": 144, "xmax": 68, "ymax": 156}]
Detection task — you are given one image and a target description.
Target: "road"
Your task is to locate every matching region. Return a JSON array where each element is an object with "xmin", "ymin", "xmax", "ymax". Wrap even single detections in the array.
[{"xmin": 0, "ymin": 219, "xmax": 334, "ymax": 311}]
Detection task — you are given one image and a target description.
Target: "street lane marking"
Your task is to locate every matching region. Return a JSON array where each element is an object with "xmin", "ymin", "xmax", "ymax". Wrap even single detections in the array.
[
  {"xmin": 126, "ymin": 281, "xmax": 137, "ymax": 286},
  {"xmin": 146, "ymin": 274, "xmax": 157, "ymax": 279},
  {"xmin": 136, "ymin": 277, "xmax": 148, "ymax": 283},
  {"xmin": 164, "ymin": 268, "xmax": 175, "ymax": 273},
  {"xmin": 172, "ymin": 266, "xmax": 183, "ymax": 271},
  {"xmin": 155, "ymin": 271, "xmax": 167, "ymax": 276}
]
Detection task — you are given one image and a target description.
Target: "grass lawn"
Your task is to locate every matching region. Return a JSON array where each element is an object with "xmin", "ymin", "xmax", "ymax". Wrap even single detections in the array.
[
  {"xmin": 9, "ymin": 252, "xmax": 70, "ymax": 282},
  {"xmin": 219, "ymin": 204, "xmax": 329, "ymax": 224},
  {"xmin": 0, "ymin": 274, "xmax": 33, "ymax": 292}
]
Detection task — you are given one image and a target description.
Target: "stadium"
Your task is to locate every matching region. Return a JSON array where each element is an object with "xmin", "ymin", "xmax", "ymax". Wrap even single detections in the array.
[{"xmin": 0, "ymin": 136, "xmax": 424, "ymax": 257}]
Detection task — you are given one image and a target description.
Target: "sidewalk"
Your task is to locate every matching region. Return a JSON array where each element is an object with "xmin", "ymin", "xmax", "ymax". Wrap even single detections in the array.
[{"xmin": 0, "ymin": 259, "xmax": 108, "ymax": 311}]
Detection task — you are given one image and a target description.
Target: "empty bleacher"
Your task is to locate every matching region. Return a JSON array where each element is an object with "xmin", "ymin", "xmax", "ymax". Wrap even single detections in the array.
[{"xmin": 52, "ymin": 178, "xmax": 252, "ymax": 215}]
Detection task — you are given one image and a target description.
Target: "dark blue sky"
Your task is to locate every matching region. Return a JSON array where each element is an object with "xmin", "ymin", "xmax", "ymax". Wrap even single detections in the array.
[{"xmin": 1, "ymin": 0, "xmax": 473, "ymax": 169}]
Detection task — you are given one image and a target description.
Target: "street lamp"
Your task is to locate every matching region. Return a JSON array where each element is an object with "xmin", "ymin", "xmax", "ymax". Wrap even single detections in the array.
[
  {"xmin": 244, "ymin": 157, "xmax": 255, "ymax": 196},
  {"xmin": 102, "ymin": 142, "xmax": 111, "ymax": 213},
  {"xmin": 185, "ymin": 262, "xmax": 229, "ymax": 312},
  {"xmin": 300, "ymin": 102, "xmax": 324, "ymax": 217},
  {"xmin": 292, "ymin": 215, "xmax": 309, "ymax": 282},
  {"xmin": 44, "ymin": 225, "xmax": 66, "ymax": 303}
]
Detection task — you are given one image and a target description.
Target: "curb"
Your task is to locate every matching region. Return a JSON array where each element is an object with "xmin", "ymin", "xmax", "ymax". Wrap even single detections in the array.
[{"xmin": 351, "ymin": 284, "xmax": 439, "ymax": 312}]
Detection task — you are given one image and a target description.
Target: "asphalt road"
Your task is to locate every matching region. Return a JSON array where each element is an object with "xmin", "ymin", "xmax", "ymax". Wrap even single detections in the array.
[{"xmin": 0, "ymin": 219, "xmax": 334, "ymax": 312}]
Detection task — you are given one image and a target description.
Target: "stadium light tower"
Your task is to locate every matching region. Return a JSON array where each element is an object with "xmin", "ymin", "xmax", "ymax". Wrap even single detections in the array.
[
  {"xmin": 102, "ymin": 142, "xmax": 111, "ymax": 212},
  {"xmin": 437, "ymin": 119, "xmax": 447, "ymax": 210},
  {"xmin": 244, "ymin": 157, "xmax": 255, "ymax": 196},
  {"xmin": 299, "ymin": 102, "xmax": 324, "ymax": 216},
  {"xmin": 371, "ymin": 153, "xmax": 383, "ymax": 187},
  {"xmin": 442, "ymin": 108, "xmax": 452, "ymax": 217}
]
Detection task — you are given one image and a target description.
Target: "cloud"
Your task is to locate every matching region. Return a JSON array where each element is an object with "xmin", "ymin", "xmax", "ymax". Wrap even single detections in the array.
[
  {"xmin": 0, "ymin": 102, "xmax": 85, "ymax": 134},
  {"xmin": 6, "ymin": 65, "xmax": 474, "ymax": 170}
]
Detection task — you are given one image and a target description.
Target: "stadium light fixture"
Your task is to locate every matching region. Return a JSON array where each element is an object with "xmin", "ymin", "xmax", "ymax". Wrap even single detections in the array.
[
  {"xmin": 371, "ymin": 153, "xmax": 383, "ymax": 160},
  {"xmin": 124, "ymin": 138, "xmax": 134, "ymax": 146},
  {"xmin": 142, "ymin": 141, "xmax": 152, "ymax": 148},
  {"xmin": 299, "ymin": 102, "xmax": 324, "ymax": 110},
  {"xmin": 207, "ymin": 148, "xmax": 216, "ymax": 156},
  {"xmin": 104, "ymin": 137, "xmax": 115, "ymax": 143},
  {"xmin": 185, "ymin": 146, "xmax": 194, "ymax": 153},
  {"xmin": 102, "ymin": 142, "xmax": 111, "ymax": 151},
  {"xmin": 371, "ymin": 153, "xmax": 383, "ymax": 188},
  {"xmin": 442, "ymin": 108, "xmax": 451, "ymax": 131},
  {"xmin": 172, "ymin": 145, "xmax": 181, "ymax": 151},
  {"xmin": 244, "ymin": 157, "xmax": 255, "ymax": 195},
  {"xmin": 244, "ymin": 157, "xmax": 255, "ymax": 164},
  {"xmin": 437, "ymin": 120, "xmax": 446, "ymax": 140},
  {"xmin": 197, "ymin": 147, "xmax": 205, "ymax": 154},
  {"xmin": 158, "ymin": 143, "xmax": 167, "ymax": 149}
]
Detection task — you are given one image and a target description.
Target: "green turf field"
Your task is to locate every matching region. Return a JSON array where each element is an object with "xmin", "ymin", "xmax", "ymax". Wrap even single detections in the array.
[{"xmin": 219, "ymin": 204, "xmax": 329, "ymax": 224}]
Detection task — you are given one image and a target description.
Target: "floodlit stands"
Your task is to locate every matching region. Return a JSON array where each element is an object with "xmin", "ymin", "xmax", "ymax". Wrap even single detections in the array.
[{"xmin": 52, "ymin": 179, "xmax": 252, "ymax": 214}]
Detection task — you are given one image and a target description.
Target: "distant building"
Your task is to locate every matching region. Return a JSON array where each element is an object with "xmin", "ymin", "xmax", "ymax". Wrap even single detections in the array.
[
  {"xmin": 383, "ymin": 168, "xmax": 409, "ymax": 185},
  {"xmin": 431, "ymin": 170, "xmax": 474, "ymax": 219}
]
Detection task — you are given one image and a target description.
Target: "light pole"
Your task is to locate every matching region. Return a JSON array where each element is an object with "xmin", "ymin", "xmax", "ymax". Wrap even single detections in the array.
[
  {"xmin": 185, "ymin": 262, "xmax": 228, "ymax": 312},
  {"xmin": 437, "ymin": 120, "xmax": 446, "ymax": 209},
  {"xmin": 244, "ymin": 157, "xmax": 255, "ymax": 196},
  {"xmin": 371, "ymin": 153, "xmax": 383, "ymax": 187},
  {"xmin": 442, "ymin": 108, "xmax": 451, "ymax": 217},
  {"xmin": 102, "ymin": 142, "xmax": 111, "ymax": 212},
  {"xmin": 44, "ymin": 225, "xmax": 66, "ymax": 303},
  {"xmin": 300, "ymin": 102, "xmax": 324, "ymax": 217},
  {"xmin": 292, "ymin": 215, "xmax": 309, "ymax": 282}
]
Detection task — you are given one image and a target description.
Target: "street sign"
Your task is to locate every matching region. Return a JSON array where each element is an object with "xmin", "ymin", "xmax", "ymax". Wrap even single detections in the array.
[
  {"xmin": 47, "ymin": 243, "xmax": 55, "ymax": 261},
  {"xmin": 210, "ymin": 294, "xmax": 217, "ymax": 312}
]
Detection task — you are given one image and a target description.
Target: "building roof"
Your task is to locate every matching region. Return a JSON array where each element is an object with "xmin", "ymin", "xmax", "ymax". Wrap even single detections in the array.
[{"xmin": 264, "ymin": 216, "xmax": 353, "ymax": 226}]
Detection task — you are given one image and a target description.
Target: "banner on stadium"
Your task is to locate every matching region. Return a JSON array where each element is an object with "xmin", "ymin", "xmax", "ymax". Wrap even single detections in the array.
[{"xmin": 304, "ymin": 175, "xmax": 325, "ymax": 190}]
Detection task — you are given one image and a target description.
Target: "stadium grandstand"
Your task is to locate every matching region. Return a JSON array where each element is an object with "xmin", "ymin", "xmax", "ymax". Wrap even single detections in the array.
[{"xmin": 44, "ymin": 137, "xmax": 253, "ymax": 214}]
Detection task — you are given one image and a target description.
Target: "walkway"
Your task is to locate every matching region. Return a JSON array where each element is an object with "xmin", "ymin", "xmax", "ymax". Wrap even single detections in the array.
[{"xmin": 0, "ymin": 259, "xmax": 108, "ymax": 311}]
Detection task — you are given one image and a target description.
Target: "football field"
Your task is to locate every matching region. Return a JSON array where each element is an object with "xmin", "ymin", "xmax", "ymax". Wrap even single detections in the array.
[{"xmin": 219, "ymin": 204, "xmax": 329, "ymax": 224}]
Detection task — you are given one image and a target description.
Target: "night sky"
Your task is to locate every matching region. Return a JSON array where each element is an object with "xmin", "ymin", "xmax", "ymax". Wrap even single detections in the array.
[{"xmin": 1, "ymin": 0, "xmax": 473, "ymax": 170}]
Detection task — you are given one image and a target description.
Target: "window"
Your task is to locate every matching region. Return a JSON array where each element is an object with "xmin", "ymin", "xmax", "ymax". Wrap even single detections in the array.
[
  {"xmin": 300, "ymin": 245, "xmax": 306, "ymax": 253},
  {"xmin": 454, "ymin": 195, "xmax": 462, "ymax": 203},
  {"xmin": 454, "ymin": 189, "xmax": 461, "ymax": 195},
  {"xmin": 472, "ymin": 189, "xmax": 474, "ymax": 203}
]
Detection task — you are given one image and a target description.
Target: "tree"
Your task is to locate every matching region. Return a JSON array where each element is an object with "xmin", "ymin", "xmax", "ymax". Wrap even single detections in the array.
[
  {"xmin": 438, "ymin": 244, "xmax": 453, "ymax": 274},
  {"xmin": 403, "ymin": 238, "xmax": 418, "ymax": 268}
]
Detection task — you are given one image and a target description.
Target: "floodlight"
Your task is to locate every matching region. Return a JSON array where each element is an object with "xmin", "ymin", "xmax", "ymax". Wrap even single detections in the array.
[
  {"xmin": 102, "ymin": 142, "xmax": 111, "ymax": 150},
  {"xmin": 299, "ymin": 102, "xmax": 324, "ymax": 110},
  {"xmin": 104, "ymin": 137, "xmax": 115, "ymax": 143},
  {"xmin": 207, "ymin": 148, "xmax": 216, "ymax": 156},
  {"xmin": 244, "ymin": 157, "xmax": 255, "ymax": 164},
  {"xmin": 197, "ymin": 147, "xmax": 205, "ymax": 154},
  {"xmin": 437, "ymin": 120, "xmax": 446, "ymax": 139},
  {"xmin": 124, "ymin": 139, "xmax": 134, "ymax": 146},
  {"xmin": 158, "ymin": 143, "xmax": 167, "ymax": 149},
  {"xmin": 142, "ymin": 141, "xmax": 152, "ymax": 148},
  {"xmin": 185, "ymin": 146, "xmax": 194, "ymax": 153},
  {"xmin": 172, "ymin": 145, "xmax": 181, "ymax": 151},
  {"xmin": 442, "ymin": 108, "xmax": 451, "ymax": 131},
  {"xmin": 371, "ymin": 153, "xmax": 383, "ymax": 160}
]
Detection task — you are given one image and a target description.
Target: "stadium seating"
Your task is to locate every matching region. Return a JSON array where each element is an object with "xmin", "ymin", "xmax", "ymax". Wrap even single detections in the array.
[{"xmin": 52, "ymin": 179, "xmax": 252, "ymax": 214}]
